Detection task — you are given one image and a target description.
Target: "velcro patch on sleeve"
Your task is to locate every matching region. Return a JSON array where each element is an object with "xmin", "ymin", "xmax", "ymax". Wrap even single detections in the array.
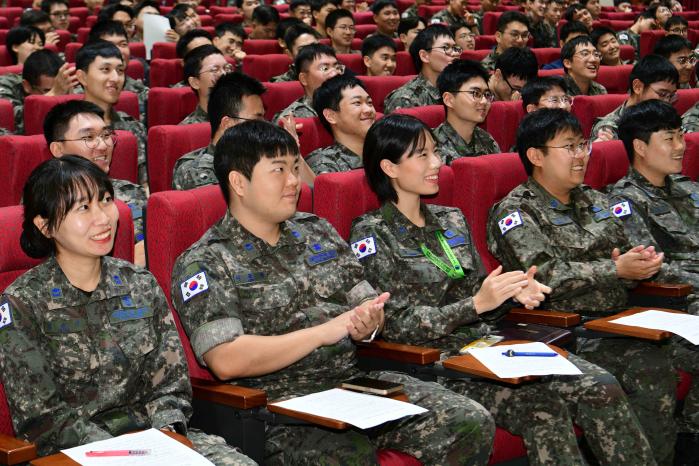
[
  {"xmin": 498, "ymin": 211, "xmax": 523, "ymax": 235},
  {"xmin": 0, "ymin": 302, "xmax": 13, "ymax": 330},
  {"xmin": 180, "ymin": 271, "xmax": 210, "ymax": 302},
  {"xmin": 611, "ymin": 201, "xmax": 632, "ymax": 218},
  {"xmin": 351, "ymin": 236, "xmax": 377, "ymax": 260}
]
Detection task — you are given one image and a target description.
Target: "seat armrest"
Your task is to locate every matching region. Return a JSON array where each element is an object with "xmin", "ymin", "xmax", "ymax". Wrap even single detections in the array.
[
  {"xmin": 356, "ymin": 340, "xmax": 441, "ymax": 365},
  {"xmin": 0, "ymin": 433, "xmax": 37, "ymax": 465},
  {"xmin": 191, "ymin": 378, "xmax": 267, "ymax": 410},
  {"xmin": 632, "ymin": 282, "xmax": 692, "ymax": 297},
  {"xmin": 506, "ymin": 307, "xmax": 581, "ymax": 328}
]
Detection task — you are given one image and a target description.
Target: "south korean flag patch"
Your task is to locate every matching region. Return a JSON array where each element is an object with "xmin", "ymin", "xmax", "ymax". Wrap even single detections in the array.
[
  {"xmin": 0, "ymin": 302, "xmax": 12, "ymax": 330},
  {"xmin": 611, "ymin": 201, "xmax": 632, "ymax": 218},
  {"xmin": 498, "ymin": 211, "xmax": 523, "ymax": 235},
  {"xmin": 351, "ymin": 236, "xmax": 377, "ymax": 260},
  {"xmin": 180, "ymin": 271, "xmax": 210, "ymax": 302}
]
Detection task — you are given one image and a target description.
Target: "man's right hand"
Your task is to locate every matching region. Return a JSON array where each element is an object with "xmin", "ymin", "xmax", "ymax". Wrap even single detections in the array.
[
  {"xmin": 613, "ymin": 245, "xmax": 664, "ymax": 280},
  {"xmin": 45, "ymin": 31, "xmax": 60, "ymax": 46},
  {"xmin": 46, "ymin": 63, "xmax": 78, "ymax": 96}
]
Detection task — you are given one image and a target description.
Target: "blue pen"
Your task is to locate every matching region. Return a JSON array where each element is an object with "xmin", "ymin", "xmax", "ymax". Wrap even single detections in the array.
[{"xmin": 502, "ymin": 350, "xmax": 558, "ymax": 357}]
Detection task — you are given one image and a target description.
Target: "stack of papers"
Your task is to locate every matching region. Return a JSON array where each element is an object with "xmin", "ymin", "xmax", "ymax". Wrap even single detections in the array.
[
  {"xmin": 610, "ymin": 310, "xmax": 699, "ymax": 344},
  {"xmin": 468, "ymin": 342, "xmax": 583, "ymax": 378},
  {"xmin": 61, "ymin": 429, "xmax": 214, "ymax": 466},
  {"xmin": 269, "ymin": 388, "xmax": 428, "ymax": 429}
]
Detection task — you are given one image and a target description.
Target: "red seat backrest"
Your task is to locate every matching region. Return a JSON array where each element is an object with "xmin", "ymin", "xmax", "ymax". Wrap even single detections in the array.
[
  {"xmin": 640, "ymin": 30, "xmax": 666, "ymax": 57},
  {"xmin": 619, "ymin": 45, "xmax": 635, "ymax": 62},
  {"xmin": 23, "ymin": 92, "xmax": 140, "ymax": 136},
  {"xmin": 209, "ymin": 6, "xmax": 237, "ymax": 15},
  {"xmin": 417, "ymin": 4, "xmax": 445, "ymax": 19},
  {"xmin": 355, "ymin": 24, "xmax": 377, "ymax": 39},
  {"xmin": 460, "ymin": 49, "xmax": 490, "ymax": 61},
  {"xmin": 242, "ymin": 39, "xmax": 283, "ymax": 54},
  {"xmin": 295, "ymin": 116, "xmax": 335, "ymax": 157},
  {"xmin": 675, "ymin": 88, "xmax": 699, "ymax": 115},
  {"xmin": 262, "ymin": 81, "xmax": 305, "ymax": 121},
  {"xmin": 147, "ymin": 123, "xmax": 210, "ymax": 193},
  {"xmin": 395, "ymin": 51, "xmax": 416, "ymax": 75},
  {"xmin": 0, "ymin": 8, "xmax": 23, "ymax": 29},
  {"xmin": 684, "ymin": 132, "xmax": 699, "ymax": 181},
  {"xmin": 129, "ymin": 43, "xmax": 146, "ymax": 60},
  {"xmin": 483, "ymin": 12, "xmax": 503, "ymax": 35},
  {"xmin": 571, "ymin": 93, "xmax": 627, "ymax": 138},
  {"xmin": 531, "ymin": 48, "xmax": 561, "ymax": 67},
  {"xmin": 0, "ymin": 99, "xmax": 15, "ymax": 133},
  {"xmin": 538, "ymin": 68, "xmax": 564, "ymax": 77},
  {"xmin": 242, "ymin": 54, "xmax": 292, "ymax": 83},
  {"xmin": 125, "ymin": 59, "xmax": 145, "ymax": 81},
  {"xmin": 357, "ymin": 75, "xmax": 414, "ymax": 113},
  {"xmin": 599, "ymin": 11, "xmax": 636, "ymax": 20},
  {"xmin": 70, "ymin": 6, "xmax": 89, "ymax": 23},
  {"xmin": 338, "ymin": 53, "xmax": 366, "ymax": 75},
  {"xmin": 604, "ymin": 19, "xmax": 634, "ymax": 31},
  {"xmin": 353, "ymin": 11, "xmax": 375, "ymax": 24},
  {"xmin": 313, "ymin": 165, "xmax": 455, "ymax": 240},
  {"xmin": 0, "ymin": 64, "xmax": 22, "ymax": 76},
  {"xmin": 0, "ymin": 46, "xmax": 14, "ymax": 67},
  {"xmin": 146, "ymin": 87, "xmax": 198, "ymax": 127},
  {"xmin": 475, "ymin": 35, "xmax": 497, "ymax": 50},
  {"xmin": 77, "ymin": 27, "xmax": 90, "ymax": 44},
  {"xmin": 484, "ymin": 100, "xmax": 526, "ymax": 152},
  {"xmin": 152, "ymin": 42, "xmax": 178, "ymax": 60},
  {"xmin": 149, "ymin": 58, "xmax": 184, "ymax": 88},
  {"xmin": 596, "ymin": 64, "xmax": 632, "ymax": 94},
  {"xmin": 213, "ymin": 13, "xmax": 244, "ymax": 26},
  {"xmin": 583, "ymin": 140, "xmax": 630, "ymax": 190},
  {"xmin": 394, "ymin": 104, "xmax": 445, "ymax": 128}
]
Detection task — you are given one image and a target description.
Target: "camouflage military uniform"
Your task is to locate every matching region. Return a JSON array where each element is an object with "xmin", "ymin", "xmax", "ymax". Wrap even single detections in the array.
[
  {"xmin": 270, "ymin": 67, "xmax": 297, "ymax": 83},
  {"xmin": 123, "ymin": 76, "xmax": 149, "ymax": 123},
  {"xmin": 617, "ymin": 30, "xmax": 640, "ymax": 60},
  {"xmin": 350, "ymin": 202, "xmax": 656, "ymax": 466},
  {"xmin": 480, "ymin": 49, "xmax": 499, "ymax": 73},
  {"xmin": 172, "ymin": 211, "xmax": 496, "ymax": 465},
  {"xmin": 682, "ymin": 101, "xmax": 699, "ymax": 133},
  {"xmin": 179, "ymin": 105, "xmax": 209, "ymax": 125},
  {"xmin": 172, "ymin": 143, "xmax": 216, "ymax": 190},
  {"xmin": 429, "ymin": 9, "xmax": 473, "ymax": 28},
  {"xmin": 530, "ymin": 20, "xmax": 557, "ymax": 48},
  {"xmin": 171, "ymin": 80, "xmax": 188, "ymax": 88},
  {"xmin": 110, "ymin": 108, "xmax": 148, "ymax": 186},
  {"xmin": 0, "ymin": 256, "xmax": 255, "ymax": 465},
  {"xmin": 306, "ymin": 142, "xmax": 362, "ymax": 174},
  {"xmin": 112, "ymin": 178, "xmax": 147, "ymax": 243},
  {"xmin": 383, "ymin": 74, "xmax": 441, "ymax": 114},
  {"xmin": 563, "ymin": 74, "xmax": 607, "ymax": 96},
  {"xmin": 488, "ymin": 177, "xmax": 698, "ymax": 464},
  {"xmin": 0, "ymin": 73, "xmax": 25, "ymax": 134},
  {"xmin": 272, "ymin": 96, "xmax": 316, "ymax": 122},
  {"xmin": 590, "ymin": 101, "xmax": 627, "ymax": 141},
  {"xmin": 401, "ymin": 3, "xmax": 418, "ymax": 19},
  {"xmin": 434, "ymin": 121, "xmax": 500, "ymax": 165}
]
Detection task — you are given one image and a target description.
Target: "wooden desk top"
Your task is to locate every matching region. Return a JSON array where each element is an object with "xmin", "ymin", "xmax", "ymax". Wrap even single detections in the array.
[
  {"xmin": 441, "ymin": 340, "xmax": 568, "ymax": 385},
  {"xmin": 30, "ymin": 431, "xmax": 192, "ymax": 466},
  {"xmin": 583, "ymin": 307, "xmax": 686, "ymax": 341}
]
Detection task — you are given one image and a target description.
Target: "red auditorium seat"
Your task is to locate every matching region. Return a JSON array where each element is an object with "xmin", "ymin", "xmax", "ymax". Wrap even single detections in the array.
[
  {"xmin": 243, "ymin": 39, "xmax": 283, "ymax": 54},
  {"xmin": 537, "ymin": 68, "xmax": 564, "ymax": 78},
  {"xmin": 675, "ymin": 88, "xmax": 699, "ymax": 115},
  {"xmin": 603, "ymin": 19, "xmax": 633, "ymax": 31},
  {"xmin": 0, "ymin": 98, "xmax": 14, "ymax": 133},
  {"xmin": 596, "ymin": 65, "xmax": 632, "ymax": 94},
  {"xmin": 460, "ymin": 49, "xmax": 490, "ymax": 61},
  {"xmin": 149, "ymin": 58, "xmax": 184, "ymax": 88},
  {"xmin": 0, "ymin": 8, "xmax": 24, "ymax": 28},
  {"xmin": 338, "ymin": 53, "xmax": 366, "ymax": 75},
  {"xmin": 640, "ymin": 30, "xmax": 665, "ymax": 57},
  {"xmin": 358, "ymin": 75, "xmax": 414, "ymax": 113},
  {"xmin": 571, "ymin": 94, "xmax": 627, "ymax": 138},
  {"xmin": 482, "ymin": 12, "xmax": 503, "ymax": 35},
  {"xmin": 418, "ymin": 4, "xmax": 447, "ymax": 19},
  {"xmin": 147, "ymin": 123, "xmax": 210, "ymax": 193},
  {"xmin": 484, "ymin": 100, "xmax": 526, "ymax": 151},
  {"xmin": 152, "ymin": 42, "xmax": 178, "ymax": 60},
  {"xmin": 583, "ymin": 140, "xmax": 630, "ymax": 190},
  {"xmin": 353, "ymin": 11, "xmax": 374, "ymax": 24},
  {"xmin": 0, "ymin": 64, "xmax": 22, "ymax": 76},
  {"xmin": 262, "ymin": 81, "xmax": 305, "ymax": 121},
  {"xmin": 213, "ymin": 13, "xmax": 244, "ymax": 26},
  {"xmin": 69, "ymin": 6, "xmax": 89, "ymax": 23},
  {"xmin": 23, "ymin": 92, "xmax": 139, "ymax": 136},
  {"xmin": 209, "ymin": 6, "xmax": 237, "ymax": 15},
  {"xmin": 147, "ymin": 87, "xmax": 198, "ymax": 127},
  {"xmin": 619, "ymin": 45, "xmax": 635, "ymax": 62},
  {"xmin": 77, "ymin": 27, "xmax": 90, "ymax": 44},
  {"xmin": 295, "ymin": 116, "xmax": 337, "ymax": 157},
  {"xmin": 243, "ymin": 54, "xmax": 292, "ymax": 83},
  {"xmin": 531, "ymin": 48, "xmax": 562, "ymax": 67},
  {"xmin": 0, "ymin": 46, "xmax": 14, "ymax": 67},
  {"xmin": 0, "ymin": 131, "xmax": 139, "ymax": 207},
  {"xmin": 394, "ymin": 105, "xmax": 445, "ymax": 128},
  {"xmin": 355, "ymin": 24, "xmax": 378, "ymax": 39},
  {"xmin": 684, "ymin": 132, "xmax": 699, "ymax": 181},
  {"xmin": 395, "ymin": 51, "xmax": 417, "ymax": 75},
  {"xmin": 599, "ymin": 11, "xmax": 636, "ymax": 20}
]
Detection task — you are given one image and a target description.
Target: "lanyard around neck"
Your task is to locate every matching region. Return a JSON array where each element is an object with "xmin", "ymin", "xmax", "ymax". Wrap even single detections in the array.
[{"xmin": 420, "ymin": 231, "xmax": 465, "ymax": 280}]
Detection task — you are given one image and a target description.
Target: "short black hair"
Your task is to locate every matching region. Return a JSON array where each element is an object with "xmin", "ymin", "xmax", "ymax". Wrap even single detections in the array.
[
  {"xmin": 398, "ymin": 16, "xmax": 426, "ymax": 35},
  {"xmin": 495, "ymin": 46, "xmax": 538, "ymax": 80},
  {"xmin": 363, "ymin": 114, "xmax": 434, "ymax": 203},
  {"xmin": 294, "ymin": 42, "xmax": 336, "ymax": 73},
  {"xmin": 283, "ymin": 22, "xmax": 319, "ymax": 51},
  {"xmin": 183, "ymin": 44, "xmax": 223, "ymax": 91},
  {"xmin": 496, "ymin": 11, "xmax": 529, "ymax": 33},
  {"xmin": 563, "ymin": 3, "xmax": 587, "ymax": 23},
  {"xmin": 521, "ymin": 75, "xmax": 569, "ymax": 109},
  {"xmin": 310, "ymin": 0, "xmax": 340, "ymax": 13},
  {"xmin": 561, "ymin": 34, "xmax": 593, "ymax": 72},
  {"xmin": 664, "ymin": 15, "xmax": 688, "ymax": 32},
  {"xmin": 76, "ymin": 40, "xmax": 123, "ymax": 72},
  {"xmin": 361, "ymin": 33, "xmax": 396, "ymax": 57},
  {"xmin": 629, "ymin": 54, "xmax": 679, "ymax": 91},
  {"xmin": 634, "ymin": 10, "xmax": 656, "ymax": 23},
  {"xmin": 40, "ymin": 0, "xmax": 68, "ymax": 14},
  {"xmin": 313, "ymin": 74, "xmax": 367, "ymax": 133},
  {"xmin": 23, "ymin": 49, "xmax": 63, "ymax": 87},
  {"xmin": 559, "ymin": 20, "xmax": 589, "ymax": 43},
  {"xmin": 176, "ymin": 28, "xmax": 212, "ymax": 58},
  {"xmin": 215, "ymin": 22, "xmax": 247, "ymax": 40},
  {"xmin": 214, "ymin": 120, "xmax": 299, "ymax": 201},
  {"xmin": 134, "ymin": 0, "xmax": 160, "ymax": 16},
  {"xmin": 653, "ymin": 34, "xmax": 692, "ymax": 58},
  {"xmin": 6, "ymin": 26, "xmax": 44, "ymax": 65},
  {"xmin": 208, "ymin": 72, "xmax": 266, "ymax": 137},
  {"xmin": 290, "ymin": 0, "xmax": 311, "ymax": 12},
  {"xmin": 88, "ymin": 20, "xmax": 129, "ymax": 43},
  {"xmin": 409, "ymin": 24, "xmax": 453, "ymax": 73},
  {"xmin": 19, "ymin": 10, "xmax": 51, "ymax": 28},
  {"xmin": 97, "ymin": 3, "xmax": 134, "ymax": 22},
  {"xmin": 437, "ymin": 58, "xmax": 489, "ymax": 94},
  {"xmin": 326, "ymin": 8, "xmax": 353, "ymax": 30},
  {"xmin": 618, "ymin": 99, "xmax": 681, "ymax": 163},
  {"xmin": 44, "ymin": 100, "xmax": 105, "ymax": 144},
  {"xmin": 167, "ymin": 3, "xmax": 194, "ymax": 28},
  {"xmin": 252, "ymin": 5, "xmax": 280, "ymax": 25},
  {"xmin": 516, "ymin": 108, "xmax": 583, "ymax": 175},
  {"xmin": 589, "ymin": 26, "xmax": 616, "ymax": 47},
  {"xmin": 371, "ymin": 0, "xmax": 398, "ymax": 15}
]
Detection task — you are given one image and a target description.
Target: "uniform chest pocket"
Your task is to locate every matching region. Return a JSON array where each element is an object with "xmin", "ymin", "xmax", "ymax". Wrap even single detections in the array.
[
  {"xmin": 398, "ymin": 257, "xmax": 445, "ymax": 284},
  {"xmin": 109, "ymin": 307, "xmax": 156, "ymax": 361},
  {"xmin": 237, "ymin": 282, "xmax": 294, "ymax": 309},
  {"xmin": 42, "ymin": 311, "xmax": 94, "ymax": 382}
]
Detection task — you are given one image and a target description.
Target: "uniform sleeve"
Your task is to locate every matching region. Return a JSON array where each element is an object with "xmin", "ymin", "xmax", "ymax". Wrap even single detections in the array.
[
  {"xmin": 349, "ymin": 224, "xmax": 480, "ymax": 345},
  {"xmin": 607, "ymin": 193, "xmax": 659, "ymax": 249},
  {"xmin": 682, "ymin": 104, "xmax": 699, "ymax": 133},
  {"xmin": 0, "ymin": 295, "xmax": 112, "ymax": 456},
  {"xmin": 590, "ymin": 118, "xmax": 619, "ymax": 141},
  {"xmin": 306, "ymin": 151, "xmax": 337, "ymax": 175},
  {"xmin": 172, "ymin": 160, "xmax": 195, "ymax": 191}
]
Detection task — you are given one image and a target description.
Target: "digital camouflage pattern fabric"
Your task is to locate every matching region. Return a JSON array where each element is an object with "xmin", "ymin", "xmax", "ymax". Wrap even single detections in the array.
[
  {"xmin": 172, "ymin": 144, "xmax": 216, "ymax": 190},
  {"xmin": 306, "ymin": 142, "xmax": 363, "ymax": 174},
  {"xmin": 434, "ymin": 121, "xmax": 500, "ymax": 164},
  {"xmin": 617, "ymin": 30, "xmax": 640, "ymax": 60},
  {"xmin": 272, "ymin": 96, "xmax": 316, "ymax": 122},
  {"xmin": 179, "ymin": 105, "xmax": 209, "ymax": 126},
  {"xmin": 270, "ymin": 67, "xmax": 297, "ymax": 83},
  {"xmin": 563, "ymin": 74, "xmax": 607, "ymax": 96},
  {"xmin": 682, "ymin": 101, "xmax": 699, "ymax": 133},
  {"xmin": 383, "ymin": 74, "xmax": 441, "ymax": 113},
  {"xmin": 590, "ymin": 102, "xmax": 627, "ymax": 141},
  {"xmin": 172, "ymin": 211, "xmax": 496, "ymax": 465},
  {"xmin": 480, "ymin": 49, "xmax": 499, "ymax": 73},
  {"xmin": 123, "ymin": 76, "xmax": 149, "ymax": 123},
  {"xmin": 0, "ymin": 256, "xmax": 255, "ymax": 465},
  {"xmin": 110, "ymin": 109, "xmax": 148, "ymax": 185},
  {"xmin": 530, "ymin": 20, "xmax": 557, "ymax": 48},
  {"xmin": 430, "ymin": 9, "xmax": 474, "ymax": 29},
  {"xmin": 0, "ymin": 73, "xmax": 25, "ymax": 134},
  {"xmin": 111, "ymin": 177, "xmax": 147, "ymax": 242}
]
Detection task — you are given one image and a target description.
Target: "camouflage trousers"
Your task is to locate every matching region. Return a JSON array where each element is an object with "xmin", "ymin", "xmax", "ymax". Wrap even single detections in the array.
[
  {"xmin": 264, "ymin": 371, "xmax": 496, "ymax": 466},
  {"xmin": 576, "ymin": 336, "xmax": 699, "ymax": 466},
  {"xmin": 188, "ymin": 428, "xmax": 258, "ymax": 465},
  {"xmin": 444, "ymin": 353, "xmax": 656, "ymax": 466}
]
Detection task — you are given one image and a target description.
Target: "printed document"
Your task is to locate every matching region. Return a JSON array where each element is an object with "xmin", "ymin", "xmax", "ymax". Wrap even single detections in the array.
[
  {"xmin": 468, "ymin": 342, "xmax": 583, "ymax": 378},
  {"xmin": 610, "ymin": 310, "xmax": 699, "ymax": 344}
]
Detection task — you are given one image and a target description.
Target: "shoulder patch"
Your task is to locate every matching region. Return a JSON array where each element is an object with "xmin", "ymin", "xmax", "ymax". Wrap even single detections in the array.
[
  {"xmin": 611, "ymin": 201, "xmax": 632, "ymax": 218},
  {"xmin": 180, "ymin": 271, "xmax": 209, "ymax": 302},
  {"xmin": 351, "ymin": 236, "xmax": 377, "ymax": 260},
  {"xmin": 0, "ymin": 302, "xmax": 12, "ymax": 330},
  {"xmin": 618, "ymin": 33, "xmax": 628, "ymax": 40},
  {"xmin": 498, "ymin": 212, "xmax": 523, "ymax": 235}
]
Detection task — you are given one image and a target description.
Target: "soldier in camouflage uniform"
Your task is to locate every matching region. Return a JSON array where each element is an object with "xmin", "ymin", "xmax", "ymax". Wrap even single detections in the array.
[
  {"xmin": 682, "ymin": 100, "xmax": 699, "ymax": 133},
  {"xmin": 524, "ymin": 0, "xmax": 557, "ymax": 48},
  {"xmin": 351, "ymin": 113, "xmax": 657, "ymax": 466},
  {"xmin": 173, "ymin": 73, "xmax": 267, "ymax": 190},
  {"xmin": 487, "ymin": 108, "xmax": 699, "ymax": 465},
  {"xmin": 429, "ymin": 0, "xmax": 479, "ymax": 33},
  {"xmin": 44, "ymin": 100, "xmax": 147, "ymax": 267},
  {"xmin": 172, "ymin": 120, "xmax": 496, "ymax": 465},
  {"xmin": 480, "ymin": 11, "xmax": 530, "ymax": 72},
  {"xmin": 384, "ymin": 25, "xmax": 458, "ymax": 113},
  {"xmin": 433, "ymin": 60, "xmax": 500, "ymax": 164},
  {"xmin": 617, "ymin": 11, "xmax": 656, "ymax": 61},
  {"xmin": 0, "ymin": 156, "xmax": 255, "ymax": 465},
  {"xmin": 269, "ymin": 23, "xmax": 320, "ymax": 82},
  {"xmin": 180, "ymin": 105, "xmax": 209, "ymax": 126},
  {"xmin": 561, "ymin": 36, "xmax": 607, "ymax": 97},
  {"xmin": 179, "ymin": 45, "xmax": 233, "ymax": 126},
  {"xmin": 305, "ymin": 74, "xmax": 374, "ymax": 174},
  {"xmin": 590, "ymin": 55, "xmax": 679, "ymax": 141}
]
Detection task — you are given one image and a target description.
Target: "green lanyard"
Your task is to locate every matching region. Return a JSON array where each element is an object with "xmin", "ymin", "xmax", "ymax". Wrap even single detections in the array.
[{"xmin": 420, "ymin": 231, "xmax": 465, "ymax": 280}]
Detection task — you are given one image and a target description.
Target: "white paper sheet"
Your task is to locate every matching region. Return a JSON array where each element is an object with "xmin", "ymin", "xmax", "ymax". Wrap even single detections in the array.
[
  {"xmin": 61, "ymin": 428, "xmax": 214, "ymax": 466},
  {"xmin": 467, "ymin": 342, "xmax": 583, "ymax": 379},
  {"xmin": 143, "ymin": 15, "xmax": 171, "ymax": 60},
  {"xmin": 610, "ymin": 310, "xmax": 699, "ymax": 345},
  {"xmin": 269, "ymin": 388, "xmax": 428, "ymax": 430}
]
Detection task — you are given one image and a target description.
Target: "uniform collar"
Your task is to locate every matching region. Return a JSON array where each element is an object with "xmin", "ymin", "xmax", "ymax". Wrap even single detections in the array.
[
  {"xmin": 525, "ymin": 177, "xmax": 589, "ymax": 212},
  {"xmin": 629, "ymin": 167, "xmax": 689, "ymax": 198},
  {"xmin": 380, "ymin": 202, "xmax": 444, "ymax": 242}
]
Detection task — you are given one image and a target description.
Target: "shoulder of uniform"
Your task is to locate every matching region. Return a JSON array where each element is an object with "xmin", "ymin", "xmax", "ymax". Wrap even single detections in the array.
[
  {"xmin": 670, "ymin": 173, "xmax": 692, "ymax": 183},
  {"xmin": 428, "ymin": 204, "xmax": 461, "ymax": 216},
  {"xmin": 350, "ymin": 208, "xmax": 383, "ymax": 234}
]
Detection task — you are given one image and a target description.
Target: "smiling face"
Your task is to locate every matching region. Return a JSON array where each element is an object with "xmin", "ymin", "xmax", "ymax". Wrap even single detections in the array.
[
  {"xmin": 564, "ymin": 42, "xmax": 600, "ymax": 82},
  {"xmin": 78, "ymin": 56, "xmax": 125, "ymax": 107},
  {"xmin": 530, "ymin": 127, "xmax": 589, "ymax": 192},
  {"xmin": 363, "ymin": 46, "xmax": 397, "ymax": 75},
  {"xmin": 444, "ymin": 76, "xmax": 493, "ymax": 123},
  {"xmin": 324, "ymin": 85, "xmax": 376, "ymax": 137},
  {"xmin": 214, "ymin": 31, "xmax": 245, "ymax": 58},
  {"xmin": 374, "ymin": 5, "xmax": 400, "ymax": 35},
  {"xmin": 596, "ymin": 32, "xmax": 620, "ymax": 65},
  {"xmin": 634, "ymin": 128, "xmax": 685, "ymax": 180},
  {"xmin": 14, "ymin": 34, "xmax": 44, "ymax": 65},
  {"xmin": 328, "ymin": 16, "xmax": 355, "ymax": 48},
  {"xmin": 48, "ymin": 2, "xmax": 70, "ymax": 30},
  {"xmin": 50, "ymin": 113, "xmax": 114, "ymax": 173},
  {"xmin": 668, "ymin": 48, "xmax": 694, "ymax": 84},
  {"xmin": 496, "ymin": 20, "xmax": 530, "ymax": 51},
  {"xmin": 383, "ymin": 130, "xmax": 442, "ymax": 199}
]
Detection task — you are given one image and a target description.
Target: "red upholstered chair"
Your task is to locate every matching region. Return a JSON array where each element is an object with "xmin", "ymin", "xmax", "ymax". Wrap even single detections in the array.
[
  {"xmin": 23, "ymin": 92, "xmax": 140, "ymax": 136},
  {"xmin": 295, "ymin": 116, "xmax": 335, "ymax": 157},
  {"xmin": 151, "ymin": 42, "xmax": 178, "ymax": 59},
  {"xmin": 353, "ymin": 11, "xmax": 375, "ymax": 24},
  {"xmin": 242, "ymin": 54, "xmax": 292, "ymax": 82},
  {"xmin": 125, "ymin": 59, "xmax": 145, "ymax": 81},
  {"xmin": 395, "ymin": 51, "xmax": 416, "ymax": 75},
  {"xmin": 0, "ymin": 46, "xmax": 14, "ymax": 67},
  {"xmin": 599, "ymin": 11, "xmax": 636, "ymax": 20},
  {"xmin": 0, "ymin": 18, "xmax": 8, "ymax": 29},
  {"xmin": 684, "ymin": 132, "xmax": 699, "ymax": 181},
  {"xmin": 242, "ymin": 39, "xmax": 283, "ymax": 54},
  {"xmin": 460, "ymin": 49, "xmax": 490, "ymax": 61},
  {"xmin": 484, "ymin": 100, "xmax": 526, "ymax": 152},
  {"xmin": 571, "ymin": 94, "xmax": 627, "ymax": 138},
  {"xmin": 357, "ymin": 75, "xmax": 414, "ymax": 113},
  {"xmin": 531, "ymin": 48, "xmax": 561, "ymax": 67},
  {"xmin": 262, "ymin": 81, "xmax": 305, "ymax": 121},
  {"xmin": 675, "ymin": 88, "xmax": 699, "ymax": 115},
  {"xmin": 474, "ymin": 35, "xmax": 497, "ymax": 50},
  {"xmin": 69, "ymin": 6, "xmax": 89, "ymax": 23},
  {"xmin": 129, "ymin": 43, "xmax": 147, "ymax": 60},
  {"xmin": 604, "ymin": 19, "xmax": 633, "ymax": 31},
  {"xmin": 394, "ymin": 104, "xmax": 445, "ymax": 128},
  {"xmin": 209, "ymin": 6, "xmax": 237, "ymax": 15},
  {"xmin": 147, "ymin": 87, "xmax": 198, "ymax": 127},
  {"xmin": 0, "ymin": 8, "xmax": 23, "ymax": 28},
  {"xmin": 77, "ymin": 27, "xmax": 90, "ymax": 43},
  {"xmin": 482, "ymin": 11, "xmax": 503, "ymax": 35},
  {"xmin": 355, "ymin": 24, "xmax": 377, "ymax": 38},
  {"xmin": 338, "ymin": 53, "xmax": 366, "ymax": 74},
  {"xmin": 147, "ymin": 123, "xmax": 210, "ymax": 193},
  {"xmin": 213, "ymin": 13, "xmax": 244, "ymax": 26},
  {"xmin": 583, "ymin": 140, "xmax": 630, "ymax": 190},
  {"xmin": 537, "ymin": 68, "xmax": 564, "ymax": 77},
  {"xmin": 0, "ymin": 99, "xmax": 15, "ymax": 133},
  {"xmin": 149, "ymin": 58, "xmax": 184, "ymax": 88},
  {"xmin": 640, "ymin": 30, "xmax": 666, "ymax": 57},
  {"xmin": 596, "ymin": 65, "xmax": 632, "ymax": 94},
  {"xmin": 417, "ymin": 4, "xmax": 444, "ymax": 19},
  {"xmin": 619, "ymin": 45, "xmax": 635, "ymax": 62},
  {"xmin": 0, "ymin": 64, "xmax": 22, "ymax": 76}
]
